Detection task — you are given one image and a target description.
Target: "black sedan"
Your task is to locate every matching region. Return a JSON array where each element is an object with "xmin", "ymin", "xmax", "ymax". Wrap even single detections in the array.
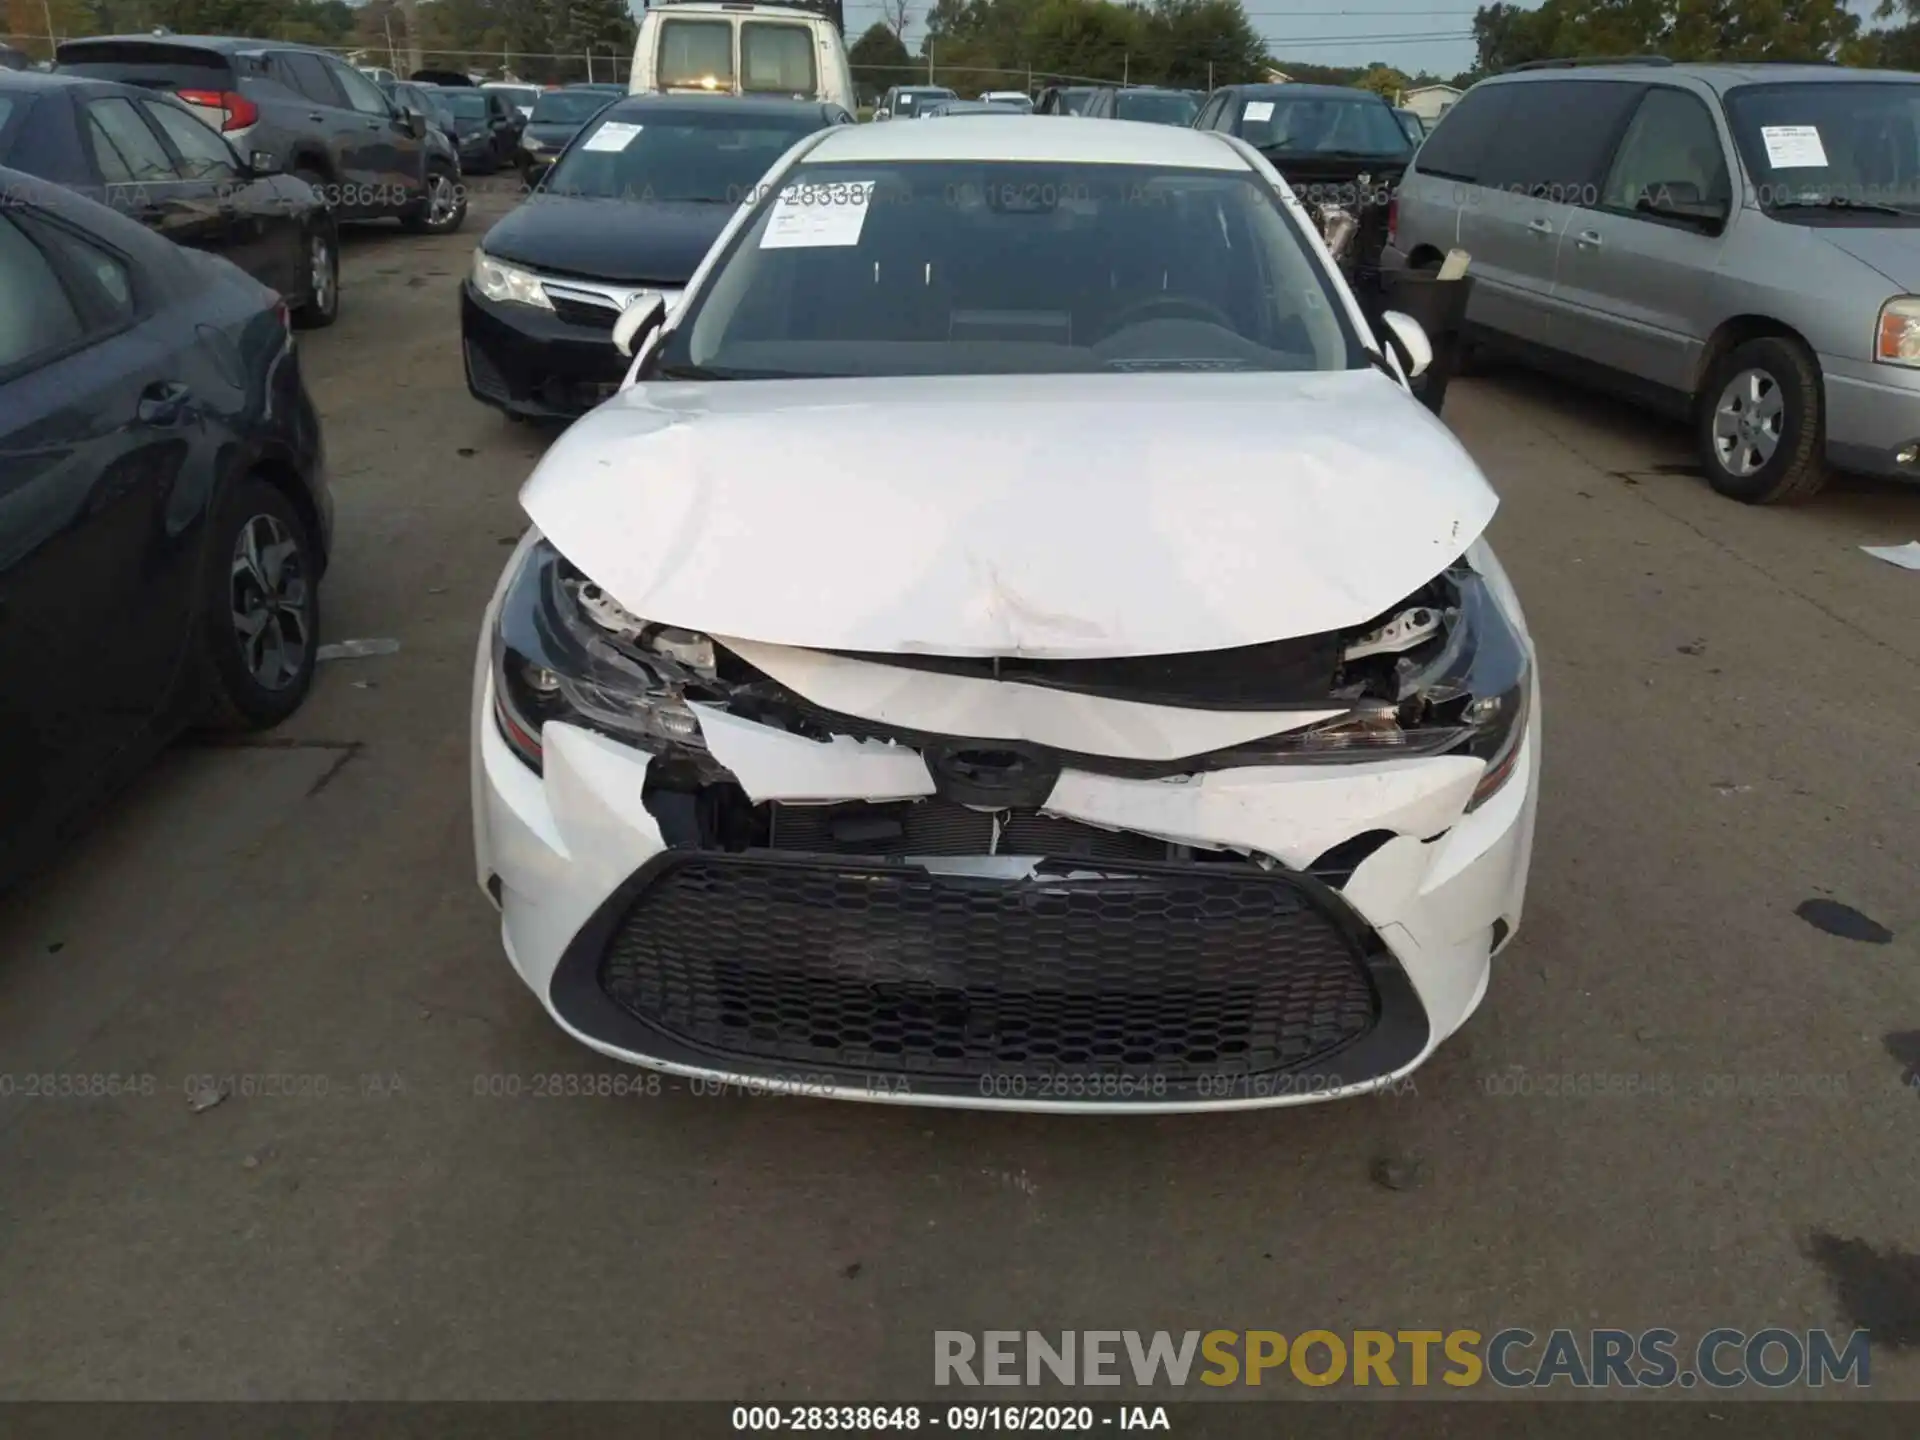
[
  {"xmin": 462, "ymin": 95, "xmax": 851, "ymax": 420},
  {"xmin": 515, "ymin": 85, "xmax": 622, "ymax": 185},
  {"xmin": 430, "ymin": 84, "xmax": 522, "ymax": 174},
  {"xmin": 0, "ymin": 167, "xmax": 331, "ymax": 888},
  {"xmin": 0, "ymin": 70, "xmax": 337, "ymax": 325}
]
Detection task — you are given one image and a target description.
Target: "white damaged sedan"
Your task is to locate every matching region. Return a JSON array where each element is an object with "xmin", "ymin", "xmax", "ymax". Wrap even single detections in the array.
[{"xmin": 472, "ymin": 118, "xmax": 1540, "ymax": 1111}]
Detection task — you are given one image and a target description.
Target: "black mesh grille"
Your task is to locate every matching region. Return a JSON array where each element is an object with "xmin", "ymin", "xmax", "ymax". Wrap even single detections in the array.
[
  {"xmin": 549, "ymin": 295, "xmax": 619, "ymax": 329},
  {"xmin": 596, "ymin": 855, "xmax": 1380, "ymax": 1082}
]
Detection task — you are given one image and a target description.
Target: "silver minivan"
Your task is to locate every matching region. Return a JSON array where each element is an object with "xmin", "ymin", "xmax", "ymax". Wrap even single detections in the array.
[{"xmin": 1385, "ymin": 59, "xmax": 1920, "ymax": 503}]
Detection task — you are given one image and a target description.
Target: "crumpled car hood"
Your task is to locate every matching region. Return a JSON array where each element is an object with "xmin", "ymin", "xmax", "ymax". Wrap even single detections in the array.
[{"xmin": 520, "ymin": 370, "xmax": 1498, "ymax": 659}]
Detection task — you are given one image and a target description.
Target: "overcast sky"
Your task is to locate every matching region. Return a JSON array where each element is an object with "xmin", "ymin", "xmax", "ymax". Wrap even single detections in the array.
[
  {"xmin": 838, "ymin": 0, "xmax": 1502, "ymax": 78},
  {"xmin": 815, "ymin": 0, "xmax": 1886, "ymax": 83}
]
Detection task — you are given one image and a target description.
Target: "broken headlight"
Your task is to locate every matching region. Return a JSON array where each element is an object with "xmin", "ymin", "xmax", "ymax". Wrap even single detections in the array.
[
  {"xmin": 490, "ymin": 539, "xmax": 725, "ymax": 773},
  {"xmin": 1268, "ymin": 567, "xmax": 1530, "ymax": 810}
]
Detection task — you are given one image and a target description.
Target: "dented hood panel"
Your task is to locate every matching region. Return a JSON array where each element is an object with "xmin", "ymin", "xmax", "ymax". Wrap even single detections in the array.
[{"xmin": 521, "ymin": 370, "xmax": 1498, "ymax": 659}]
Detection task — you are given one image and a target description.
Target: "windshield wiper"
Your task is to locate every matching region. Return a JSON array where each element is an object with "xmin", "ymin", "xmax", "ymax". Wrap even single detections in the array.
[
  {"xmin": 1770, "ymin": 195, "xmax": 1912, "ymax": 217},
  {"xmin": 654, "ymin": 362, "xmax": 732, "ymax": 381}
]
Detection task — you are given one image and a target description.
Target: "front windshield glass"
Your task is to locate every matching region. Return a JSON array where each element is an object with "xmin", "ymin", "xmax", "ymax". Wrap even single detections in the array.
[
  {"xmin": 1241, "ymin": 94, "xmax": 1413, "ymax": 158},
  {"xmin": 533, "ymin": 89, "xmax": 614, "ymax": 123},
  {"xmin": 1725, "ymin": 81, "xmax": 1920, "ymax": 217},
  {"xmin": 440, "ymin": 90, "xmax": 488, "ymax": 120},
  {"xmin": 1115, "ymin": 92, "xmax": 1198, "ymax": 126},
  {"xmin": 894, "ymin": 89, "xmax": 952, "ymax": 114},
  {"xmin": 543, "ymin": 109, "xmax": 823, "ymax": 201},
  {"xmin": 662, "ymin": 160, "xmax": 1359, "ymax": 379},
  {"xmin": 492, "ymin": 85, "xmax": 538, "ymax": 107}
]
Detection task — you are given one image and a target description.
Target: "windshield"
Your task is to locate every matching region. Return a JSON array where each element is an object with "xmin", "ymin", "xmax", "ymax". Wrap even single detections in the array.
[
  {"xmin": 1725, "ymin": 80, "xmax": 1920, "ymax": 217},
  {"xmin": 1241, "ymin": 94, "xmax": 1413, "ymax": 159},
  {"xmin": 440, "ymin": 90, "xmax": 488, "ymax": 120},
  {"xmin": 533, "ymin": 90, "xmax": 614, "ymax": 123},
  {"xmin": 543, "ymin": 109, "xmax": 823, "ymax": 201},
  {"xmin": 1116, "ymin": 92, "xmax": 1198, "ymax": 126},
  {"xmin": 660, "ymin": 160, "xmax": 1359, "ymax": 379},
  {"xmin": 894, "ymin": 89, "xmax": 952, "ymax": 113},
  {"xmin": 491, "ymin": 85, "xmax": 538, "ymax": 107}
]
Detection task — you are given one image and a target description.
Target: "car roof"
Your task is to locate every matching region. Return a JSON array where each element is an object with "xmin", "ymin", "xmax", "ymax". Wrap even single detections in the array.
[
  {"xmin": 0, "ymin": 69, "xmax": 93, "ymax": 92},
  {"xmin": 806, "ymin": 114, "xmax": 1247, "ymax": 169},
  {"xmin": 57, "ymin": 33, "xmax": 332, "ymax": 54},
  {"xmin": 1110, "ymin": 86, "xmax": 1189, "ymax": 96},
  {"xmin": 1486, "ymin": 61, "xmax": 1920, "ymax": 94},
  {"xmin": 595, "ymin": 93, "xmax": 835, "ymax": 121},
  {"xmin": 1227, "ymin": 82, "xmax": 1383, "ymax": 101}
]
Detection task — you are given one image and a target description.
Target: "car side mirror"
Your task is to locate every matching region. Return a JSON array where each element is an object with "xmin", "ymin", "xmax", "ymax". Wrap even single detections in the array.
[
  {"xmin": 1636, "ymin": 185, "xmax": 1727, "ymax": 229},
  {"xmin": 399, "ymin": 104, "xmax": 425, "ymax": 139},
  {"xmin": 613, "ymin": 290, "xmax": 667, "ymax": 357},
  {"xmin": 1378, "ymin": 309, "xmax": 1432, "ymax": 380},
  {"xmin": 248, "ymin": 149, "xmax": 282, "ymax": 175}
]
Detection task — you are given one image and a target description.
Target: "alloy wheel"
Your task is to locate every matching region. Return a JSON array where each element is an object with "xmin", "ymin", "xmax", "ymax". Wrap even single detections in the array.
[
  {"xmin": 429, "ymin": 173, "xmax": 459, "ymax": 227},
  {"xmin": 1710, "ymin": 367, "xmax": 1784, "ymax": 477},
  {"xmin": 309, "ymin": 231, "xmax": 334, "ymax": 315},
  {"xmin": 230, "ymin": 513, "xmax": 310, "ymax": 691}
]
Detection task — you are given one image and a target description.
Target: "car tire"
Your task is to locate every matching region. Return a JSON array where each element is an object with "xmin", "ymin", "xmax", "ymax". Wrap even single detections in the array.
[
  {"xmin": 403, "ymin": 165, "xmax": 466, "ymax": 234},
  {"xmin": 1695, "ymin": 336, "xmax": 1830, "ymax": 504},
  {"xmin": 292, "ymin": 217, "xmax": 339, "ymax": 329},
  {"xmin": 199, "ymin": 476, "xmax": 320, "ymax": 732}
]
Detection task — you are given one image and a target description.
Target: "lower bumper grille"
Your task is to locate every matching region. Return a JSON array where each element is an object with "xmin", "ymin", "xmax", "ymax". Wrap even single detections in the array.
[
  {"xmin": 581, "ymin": 853, "xmax": 1405, "ymax": 1094},
  {"xmin": 464, "ymin": 340, "xmax": 510, "ymax": 402}
]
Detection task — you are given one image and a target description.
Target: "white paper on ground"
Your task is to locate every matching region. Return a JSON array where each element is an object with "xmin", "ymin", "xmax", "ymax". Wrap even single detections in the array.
[
  {"xmin": 1242, "ymin": 100, "xmax": 1275, "ymax": 122},
  {"xmin": 582, "ymin": 121, "xmax": 643, "ymax": 152},
  {"xmin": 1760, "ymin": 125, "xmax": 1828, "ymax": 169},
  {"xmin": 760, "ymin": 180, "xmax": 876, "ymax": 249},
  {"xmin": 1861, "ymin": 540, "xmax": 1920, "ymax": 570}
]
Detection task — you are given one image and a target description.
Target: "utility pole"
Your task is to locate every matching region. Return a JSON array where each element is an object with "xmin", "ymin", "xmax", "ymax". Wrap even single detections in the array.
[
  {"xmin": 927, "ymin": 40, "xmax": 933, "ymax": 85},
  {"xmin": 1122, "ymin": 52, "xmax": 1128, "ymax": 86},
  {"xmin": 1207, "ymin": 60, "xmax": 1213, "ymax": 91},
  {"xmin": 41, "ymin": 0, "xmax": 55, "ymax": 53}
]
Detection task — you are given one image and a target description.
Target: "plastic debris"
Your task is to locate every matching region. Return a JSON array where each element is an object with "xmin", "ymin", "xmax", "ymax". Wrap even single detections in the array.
[
  {"xmin": 316, "ymin": 638, "xmax": 400, "ymax": 661},
  {"xmin": 189, "ymin": 1084, "xmax": 226, "ymax": 1113},
  {"xmin": 1861, "ymin": 541, "xmax": 1920, "ymax": 570}
]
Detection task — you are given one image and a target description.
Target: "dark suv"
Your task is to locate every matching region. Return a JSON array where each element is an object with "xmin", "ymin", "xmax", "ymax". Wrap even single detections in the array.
[{"xmin": 54, "ymin": 34, "xmax": 464, "ymax": 233}]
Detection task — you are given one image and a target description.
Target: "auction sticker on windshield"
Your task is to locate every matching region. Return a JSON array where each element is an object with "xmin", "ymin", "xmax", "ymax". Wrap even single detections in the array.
[
  {"xmin": 1243, "ymin": 100, "xmax": 1275, "ymax": 122},
  {"xmin": 760, "ymin": 180, "xmax": 877, "ymax": 249},
  {"xmin": 583, "ymin": 121, "xmax": 643, "ymax": 153},
  {"xmin": 1760, "ymin": 124, "xmax": 1828, "ymax": 169}
]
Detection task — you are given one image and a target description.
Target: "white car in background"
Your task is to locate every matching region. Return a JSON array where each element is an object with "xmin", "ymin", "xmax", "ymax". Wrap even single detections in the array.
[
  {"xmin": 980, "ymin": 89, "xmax": 1035, "ymax": 111},
  {"xmin": 472, "ymin": 118, "xmax": 1541, "ymax": 1112}
]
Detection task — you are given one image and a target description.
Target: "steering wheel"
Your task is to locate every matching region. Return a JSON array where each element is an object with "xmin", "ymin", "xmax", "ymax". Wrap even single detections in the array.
[{"xmin": 1101, "ymin": 293, "xmax": 1240, "ymax": 339}]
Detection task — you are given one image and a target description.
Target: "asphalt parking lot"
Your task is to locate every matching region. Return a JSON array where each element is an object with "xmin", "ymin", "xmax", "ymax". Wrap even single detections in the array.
[{"xmin": 1, "ymin": 183, "xmax": 1917, "ymax": 1401}]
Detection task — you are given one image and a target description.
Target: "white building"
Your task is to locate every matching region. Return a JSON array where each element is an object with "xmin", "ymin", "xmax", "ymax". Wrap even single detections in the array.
[{"xmin": 1401, "ymin": 83, "xmax": 1462, "ymax": 122}]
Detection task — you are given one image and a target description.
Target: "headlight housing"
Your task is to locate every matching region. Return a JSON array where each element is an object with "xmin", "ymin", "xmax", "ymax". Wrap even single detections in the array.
[
  {"xmin": 471, "ymin": 248, "xmax": 553, "ymax": 310},
  {"xmin": 1259, "ymin": 567, "xmax": 1530, "ymax": 810},
  {"xmin": 1876, "ymin": 297, "xmax": 1920, "ymax": 366},
  {"xmin": 491, "ymin": 539, "xmax": 727, "ymax": 775}
]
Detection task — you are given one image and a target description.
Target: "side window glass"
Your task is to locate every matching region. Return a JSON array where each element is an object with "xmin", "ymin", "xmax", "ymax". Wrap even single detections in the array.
[
  {"xmin": 1479, "ymin": 81, "xmax": 1643, "ymax": 200},
  {"xmin": 281, "ymin": 52, "xmax": 343, "ymax": 107},
  {"xmin": 1602, "ymin": 88, "xmax": 1731, "ymax": 214},
  {"xmin": 85, "ymin": 97, "xmax": 179, "ymax": 183},
  {"xmin": 0, "ymin": 215, "xmax": 85, "ymax": 370},
  {"xmin": 331, "ymin": 60, "xmax": 392, "ymax": 115},
  {"xmin": 143, "ymin": 101, "xmax": 239, "ymax": 182},
  {"xmin": 1411, "ymin": 84, "xmax": 1513, "ymax": 183},
  {"xmin": 31, "ymin": 219, "xmax": 136, "ymax": 327}
]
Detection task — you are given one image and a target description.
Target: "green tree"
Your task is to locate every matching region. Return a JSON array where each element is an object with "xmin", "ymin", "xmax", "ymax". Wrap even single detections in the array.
[
  {"xmin": 1354, "ymin": 63, "xmax": 1410, "ymax": 98},
  {"xmin": 1471, "ymin": 0, "xmax": 1859, "ymax": 72},
  {"xmin": 1140, "ymin": 0, "xmax": 1267, "ymax": 86},
  {"xmin": 850, "ymin": 20, "xmax": 912, "ymax": 97}
]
